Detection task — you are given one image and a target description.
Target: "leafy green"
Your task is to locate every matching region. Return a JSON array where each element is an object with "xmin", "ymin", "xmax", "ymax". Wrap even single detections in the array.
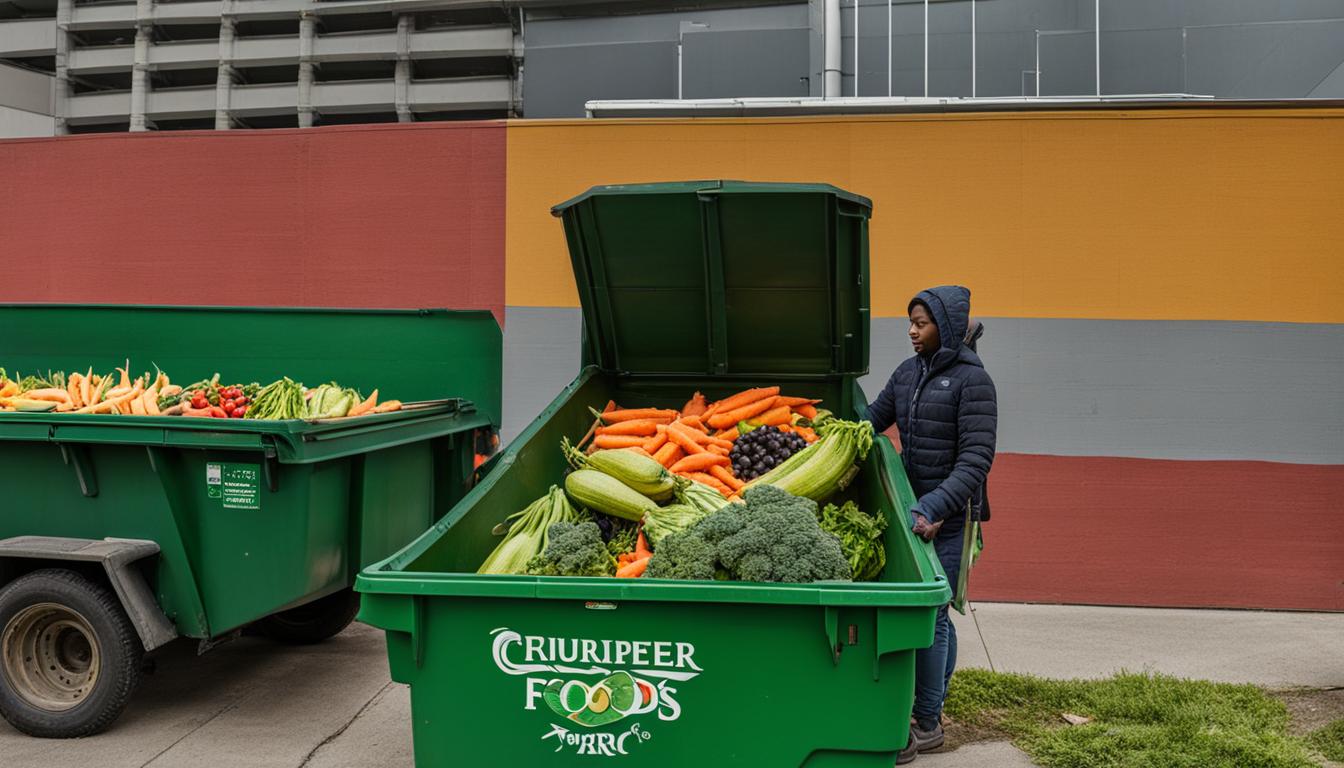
[{"xmin": 818, "ymin": 501, "xmax": 887, "ymax": 581}]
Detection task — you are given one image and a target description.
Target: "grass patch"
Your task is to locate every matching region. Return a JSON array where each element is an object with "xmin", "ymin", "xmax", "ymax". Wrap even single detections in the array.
[
  {"xmin": 944, "ymin": 669, "xmax": 1322, "ymax": 768},
  {"xmin": 1308, "ymin": 720, "xmax": 1344, "ymax": 762}
]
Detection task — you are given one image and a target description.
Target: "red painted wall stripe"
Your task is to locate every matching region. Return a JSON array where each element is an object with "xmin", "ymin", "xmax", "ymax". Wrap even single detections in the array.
[
  {"xmin": 0, "ymin": 123, "xmax": 506, "ymax": 323},
  {"xmin": 973, "ymin": 454, "xmax": 1344, "ymax": 611}
]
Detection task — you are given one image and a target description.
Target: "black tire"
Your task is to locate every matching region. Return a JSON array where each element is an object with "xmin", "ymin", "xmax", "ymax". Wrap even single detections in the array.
[
  {"xmin": 0, "ymin": 569, "xmax": 143, "ymax": 738},
  {"xmin": 256, "ymin": 589, "xmax": 359, "ymax": 645}
]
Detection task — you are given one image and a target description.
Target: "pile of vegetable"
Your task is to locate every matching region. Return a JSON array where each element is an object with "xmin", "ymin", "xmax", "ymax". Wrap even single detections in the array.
[
  {"xmin": 477, "ymin": 384, "xmax": 891, "ymax": 585},
  {"xmin": 0, "ymin": 366, "xmax": 403, "ymax": 420}
]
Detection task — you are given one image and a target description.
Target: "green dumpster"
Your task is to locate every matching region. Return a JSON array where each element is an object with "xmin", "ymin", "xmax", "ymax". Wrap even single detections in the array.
[
  {"xmin": 357, "ymin": 181, "xmax": 952, "ymax": 766},
  {"xmin": 0, "ymin": 305, "xmax": 501, "ymax": 738}
]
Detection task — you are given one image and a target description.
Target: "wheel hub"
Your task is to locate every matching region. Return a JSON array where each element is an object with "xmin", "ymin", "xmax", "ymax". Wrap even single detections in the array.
[{"xmin": 2, "ymin": 603, "xmax": 101, "ymax": 712}]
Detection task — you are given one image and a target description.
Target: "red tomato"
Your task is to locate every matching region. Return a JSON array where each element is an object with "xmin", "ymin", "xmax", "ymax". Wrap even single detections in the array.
[{"xmin": 235, "ymin": 406, "xmax": 248, "ymax": 418}]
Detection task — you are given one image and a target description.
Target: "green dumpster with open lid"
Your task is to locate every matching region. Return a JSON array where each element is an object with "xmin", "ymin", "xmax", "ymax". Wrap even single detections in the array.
[
  {"xmin": 357, "ymin": 181, "xmax": 952, "ymax": 766},
  {"xmin": 0, "ymin": 305, "xmax": 500, "ymax": 738}
]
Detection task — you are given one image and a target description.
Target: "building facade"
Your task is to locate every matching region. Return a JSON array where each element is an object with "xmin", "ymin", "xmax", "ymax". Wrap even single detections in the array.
[{"xmin": 2, "ymin": 0, "xmax": 1342, "ymax": 136}]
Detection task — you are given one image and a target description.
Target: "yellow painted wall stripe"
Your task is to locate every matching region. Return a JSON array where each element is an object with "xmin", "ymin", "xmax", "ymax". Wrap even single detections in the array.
[{"xmin": 505, "ymin": 108, "xmax": 1344, "ymax": 323}]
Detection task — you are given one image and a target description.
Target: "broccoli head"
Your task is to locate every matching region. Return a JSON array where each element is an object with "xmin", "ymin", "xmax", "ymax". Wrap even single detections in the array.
[
  {"xmin": 644, "ymin": 486, "xmax": 852, "ymax": 584},
  {"xmin": 715, "ymin": 485, "xmax": 852, "ymax": 583},
  {"xmin": 525, "ymin": 521, "xmax": 617, "ymax": 577}
]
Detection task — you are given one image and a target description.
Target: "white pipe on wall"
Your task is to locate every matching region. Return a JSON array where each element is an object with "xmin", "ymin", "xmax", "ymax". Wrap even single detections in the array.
[{"xmin": 824, "ymin": 0, "xmax": 841, "ymax": 98}]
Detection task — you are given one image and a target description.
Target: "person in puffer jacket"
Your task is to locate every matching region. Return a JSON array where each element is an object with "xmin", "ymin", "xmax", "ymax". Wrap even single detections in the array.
[{"xmin": 867, "ymin": 285, "xmax": 997, "ymax": 765}]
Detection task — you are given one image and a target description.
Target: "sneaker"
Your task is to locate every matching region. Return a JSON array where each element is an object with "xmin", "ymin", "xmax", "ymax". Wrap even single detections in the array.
[
  {"xmin": 909, "ymin": 720, "xmax": 945, "ymax": 752},
  {"xmin": 895, "ymin": 738, "xmax": 918, "ymax": 765}
]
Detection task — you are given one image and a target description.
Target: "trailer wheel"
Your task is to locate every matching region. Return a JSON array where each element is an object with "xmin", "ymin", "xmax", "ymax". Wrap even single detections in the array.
[
  {"xmin": 257, "ymin": 589, "xmax": 360, "ymax": 645},
  {"xmin": 0, "ymin": 569, "xmax": 143, "ymax": 738}
]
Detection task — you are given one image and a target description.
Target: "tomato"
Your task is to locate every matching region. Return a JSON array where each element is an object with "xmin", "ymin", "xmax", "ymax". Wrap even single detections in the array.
[
  {"xmin": 235, "ymin": 396, "xmax": 248, "ymax": 406},
  {"xmin": 235, "ymin": 406, "xmax": 248, "ymax": 418},
  {"xmin": 223, "ymin": 404, "xmax": 236, "ymax": 416}
]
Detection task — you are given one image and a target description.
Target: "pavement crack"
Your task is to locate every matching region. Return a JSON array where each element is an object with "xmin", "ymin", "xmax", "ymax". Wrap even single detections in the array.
[
  {"xmin": 296, "ymin": 681, "xmax": 395, "ymax": 768},
  {"xmin": 140, "ymin": 701, "xmax": 239, "ymax": 768}
]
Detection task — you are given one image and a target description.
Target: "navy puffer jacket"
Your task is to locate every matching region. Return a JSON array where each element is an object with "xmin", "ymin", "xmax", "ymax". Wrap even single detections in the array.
[{"xmin": 867, "ymin": 286, "xmax": 997, "ymax": 536}]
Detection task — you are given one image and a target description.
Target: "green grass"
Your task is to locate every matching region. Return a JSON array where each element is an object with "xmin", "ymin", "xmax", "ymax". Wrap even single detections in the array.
[
  {"xmin": 944, "ymin": 669, "xmax": 1322, "ymax": 768},
  {"xmin": 1308, "ymin": 720, "xmax": 1344, "ymax": 763}
]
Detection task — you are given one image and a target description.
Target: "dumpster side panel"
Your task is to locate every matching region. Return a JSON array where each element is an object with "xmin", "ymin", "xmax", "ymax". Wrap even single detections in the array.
[
  {"xmin": 402, "ymin": 596, "xmax": 916, "ymax": 766},
  {"xmin": 356, "ymin": 442, "xmax": 436, "ymax": 569},
  {"xmin": 0, "ymin": 440, "xmax": 210, "ymax": 637}
]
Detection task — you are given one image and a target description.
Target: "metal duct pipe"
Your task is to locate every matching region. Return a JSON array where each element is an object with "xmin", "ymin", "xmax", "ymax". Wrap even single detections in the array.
[
  {"xmin": 823, "ymin": 0, "xmax": 841, "ymax": 98},
  {"xmin": 298, "ymin": 11, "xmax": 316, "ymax": 128},
  {"xmin": 395, "ymin": 14, "xmax": 413, "ymax": 122},
  {"xmin": 130, "ymin": 0, "xmax": 152, "ymax": 131}
]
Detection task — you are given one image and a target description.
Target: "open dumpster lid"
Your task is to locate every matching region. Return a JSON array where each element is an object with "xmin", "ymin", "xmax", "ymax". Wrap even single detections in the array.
[
  {"xmin": 552, "ymin": 180, "xmax": 872, "ymax": 378},
  {"xmin": 0, "ymin": 305, "xmax": 502, "ymax": 428}
]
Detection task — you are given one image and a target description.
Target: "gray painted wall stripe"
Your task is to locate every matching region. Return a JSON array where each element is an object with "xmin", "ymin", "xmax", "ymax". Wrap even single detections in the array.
[{"xmin": 503, "ymin": 307, "xmax": 1344, "ymax": 464}]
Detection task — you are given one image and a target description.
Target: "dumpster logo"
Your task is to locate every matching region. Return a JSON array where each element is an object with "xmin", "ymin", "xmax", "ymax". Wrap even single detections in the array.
[{"xmin": 490, "ymin": 627, "xmax": 702, "ymax": 756}]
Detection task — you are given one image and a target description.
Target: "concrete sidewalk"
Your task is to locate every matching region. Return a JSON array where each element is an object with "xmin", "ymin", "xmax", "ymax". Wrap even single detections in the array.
[{"xmin": 1, "ymin": 604, "xmax": 1338, "ymax": 767}]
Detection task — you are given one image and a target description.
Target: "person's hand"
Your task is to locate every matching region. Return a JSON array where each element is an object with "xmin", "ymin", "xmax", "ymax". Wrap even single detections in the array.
[{"xmin": 911, "ymin": 513, "xmax": 943, "ymax": 541}]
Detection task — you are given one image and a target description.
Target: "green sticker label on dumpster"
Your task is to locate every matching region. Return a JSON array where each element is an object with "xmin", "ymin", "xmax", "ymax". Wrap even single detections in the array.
[
  {"xmin": 206, "ymin": 463, "xmax": 260, "ymax": 510},
  {"xmin": 491, "ymin": 627, "xmax": 701, "ymax": 756}
]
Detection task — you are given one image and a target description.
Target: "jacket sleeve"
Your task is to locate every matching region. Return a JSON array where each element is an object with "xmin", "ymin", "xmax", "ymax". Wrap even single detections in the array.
[
  {"xmin": 911, "ymin": 369, "xmax": 997, "ymax": 524},
  {"xmin": 866, "ymin": 371, "xmax": 899, "ymax": 434}
]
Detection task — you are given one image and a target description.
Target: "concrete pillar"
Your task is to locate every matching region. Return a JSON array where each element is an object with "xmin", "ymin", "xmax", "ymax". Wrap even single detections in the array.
[
  {"xmin": 215, "ymin": 1, "xmax": 235, "ymax": 129},
  {"xmin": 297, "ymin": 11, "xmax": 315, "ymax": 128},
  {"xmin": 130, "ymin": 0, "xmax": 153, "ymax": 131},
  {"xmin": 53, "ymin": 0, "xmax": 71, "ymax": 134},
  {"xmin": 394, "ymin": 13, "xmax": 412, "ymax": 122}
]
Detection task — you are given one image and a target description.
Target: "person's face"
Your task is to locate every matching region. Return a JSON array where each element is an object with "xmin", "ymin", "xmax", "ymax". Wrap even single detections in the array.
[{"xmin": 908, "ymin": 304, "xmax": 940, "ymax": 356}]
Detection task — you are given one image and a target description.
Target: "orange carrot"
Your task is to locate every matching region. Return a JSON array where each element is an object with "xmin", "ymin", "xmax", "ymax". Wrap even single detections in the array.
[
  {"xmin": 776, "ymin": 396, "xmax": 822, "ymax": 408},
  {"xmin": 616, "ymin": 556, "xmax": 650, "ymax": 578},
  {"xmin": 597, "ymin": 419, "xmax": 661, "ymax": 437},
  {"xmin": 665, "ymin": 423, "xmax": 706, "ymax": 455},
  {"xmin": 686, "ymin": 472, "xmax": 733, "ymax": 497},
  {"xmin": 713, "ymin": 386, "xmax": 780, "ymax": 414},
  {"xmin": 796, "ymin": 426, "xmax": 819, "ymax": 443},
  {"xmin": 754, "ymin": 405, "xmax": 793, "ymax": 427},
  {"xmin": 642, "ymin": 425, "xmax": 669, "ymax": 453},
  {"xmin": 681, "ymin": 392, "xmax": 707, "ymax": 417},
  {"xmin": 593, "ymin": 434, "xmax": 648, "ymax": 449},
  {"xmin": 778, "ymin": 424, "xmax": 795, "ymax": 433},
  {"xmin": 709, "ymin": 464, "xmax": 745, "ymax": 492},
  {"xmin": 670, "ymin": 453, "xmax": 730, "ymax": 473},
  {"xmin": 600, "ymin": 408, "xmax": 679, "ymax": 424},
  {"xmin": 707, "ymin": 444, "xmax": 730, "ymax": 456},
  {"xmin": 623, "ymin": 446, "xmax": 654, "ymax": 458},
  {"xmin": 680, "ymin": 415, "xmax": 709, "ymax": 433},
  {"xmin": 653, "ymin": 443, "xmax": 683, "ymax": 468},
  {"xmin": 618, "ymin": 552, "xmax": 637, "ymax": 566},
  {"xmin": 795, "ymin": 404, "xmax": 818, "ymax": 420},
  {"xmin": 636, "ymin": 531, "xmax": 652, "ymax": 560},
  {"xmin": 701, "ymin": 401, "xmax": 722, "ymax": 421},
  {"xmin": 707, "ymin": 396, "xmax": 779, "ymax": 430},
  {"xmin": 714, "ymin": 427, "xmax": 740, "ymax": 441}
]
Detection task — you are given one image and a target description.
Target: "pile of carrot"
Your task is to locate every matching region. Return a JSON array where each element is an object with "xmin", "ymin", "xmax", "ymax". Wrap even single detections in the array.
[
  {"xmin": 587, "ymin": 386, "xmax": 824, "ymax": 499},
  {"xmin": 615, "ymin": 531, "xmax": 653, "ymax": 578}
]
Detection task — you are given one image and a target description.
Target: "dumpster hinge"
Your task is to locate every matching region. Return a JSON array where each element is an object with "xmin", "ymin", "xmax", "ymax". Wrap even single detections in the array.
[
  {"xmin": 60, "ymin": 444, "xmax": 99, "ymax": 498},
  {"xmin": 262, "ymin": 442, "xmax": 280, "ymax": 493},
  {"xmin": 824, "ymin": 605, "xmax": 841, "ymax": 665}
]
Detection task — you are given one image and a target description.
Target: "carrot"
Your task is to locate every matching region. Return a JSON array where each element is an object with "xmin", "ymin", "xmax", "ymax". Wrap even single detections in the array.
[
  {"xmin": 680, "ymin": 415, "xmax": 709, "ymax": 433},
  {"xmin": 597, "ymin": 419, "xmax": 661, "ymax": 437},
  {"xmin": 681, "ymin": 392, "xmax": 707, "ymax": 417},
  {"xmin": 701, "ymin": 401, "xmax": 722, "ymax": 421},
  {"xmin": 593, "ymin": 434, "xmax": 648, "ymax": 449},
  {"xmin": 130, "ymin": 394, "xmax": 146, "ymax": 415},
  {"xmin": 80, "ymin": 368, "xmax": 93, "ymax": 407},
  {"xmin": 618, "ymin": 552, "xmax": 637, "ymax": 566},
  {"xmin": 686, "ymin": 472, "xmax": 733, "ymax": 497},
  {"xmin": 143, "ymin": 388, "xmax": 161, "ymax": 416},
  {"xmin": 670, "ymin": 453, "xmax": 730, "ymax": 473},
  {"xmin": 712, "ymin": 386, "xmax": 780, "ymax": 415},
  {"xmin": 78, "ymin": 384, "xmax": 142, "ymax": 414},
  {"xmin": 67, "ymin": 374, "xmax": 83, "ymax": 408},
  {"xmin": 347, "ymin": 389, "xmax": 379, "ymax": 417},
  {"xmin": 707, "ymin": 396, "xmax": 779, "ymax": 430},
  {"xmin": 616, "ymin": 556, "xmax": 650, "ymax": 578},
  {"xmin": 642, "ymin": 425, "xmax": 669, "ymax": 453},
  {"xmin": 796, "ymin": 426, "xmax": 819, "ymax": 443},
  {"xmin": 776, "ymin": 396, "xmax": 822, "ymax": 408},
  {"xmin": 623, "ymin": 446, "xmax": 654, "ymax": 458},
  {"xmin": 23, "ymin": 388, "xmax": 71, "ymax": 403},
  {"xmin": 707, "ymin": 444, "xmax": 730, "ymax": 456},
  {"xmin": 599, "ymin": 408, "xmax": 679, "ymax": 424},
  {"xmin": 714, "ymin": 427, "xmax": 740, "ymax": 441},
  {"xmin": 636, "ymin": 530, "xmax": 652, "ymax": 560},
  {"xmin": 754, "ymin": 405, "xmax": 793, "ymax": 427},
  {"xmin": 665, "ymin": 423, "xmax": 706, "ymax": 456},
  {"xmin": 709, "ymin": 464, "xmax": 745, "ymax": 492},
  {"xmin": 778, "ymin": 424, "xmax": 795, "ymax": 433},
  {"xmin": 795, "ymin": 404, "xmax": 818, "ymax": 420},
  {"xmin": 653, "ymin": 443, "xmax": 683, "ymax": 468}
]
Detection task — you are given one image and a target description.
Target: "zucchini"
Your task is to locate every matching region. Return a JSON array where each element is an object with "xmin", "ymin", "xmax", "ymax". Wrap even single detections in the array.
[
  {"xmin": 564, "ymin": 470, "xmax": 660, "ymax": 522},
  {"xmin": 564, "ymin": 439, "xmax": 682, "ymax": 501}
]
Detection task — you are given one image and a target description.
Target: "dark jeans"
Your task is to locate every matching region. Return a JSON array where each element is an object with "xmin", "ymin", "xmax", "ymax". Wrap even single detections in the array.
[{"xmin": 913, "ymin": 531, "xmax": 962, "ymax": 729}]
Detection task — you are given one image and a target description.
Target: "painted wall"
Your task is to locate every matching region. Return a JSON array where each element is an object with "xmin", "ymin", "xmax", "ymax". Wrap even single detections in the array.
[{"xmin": 1, "ymin": 108, "xmax": 1340, "ymax": 610}]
